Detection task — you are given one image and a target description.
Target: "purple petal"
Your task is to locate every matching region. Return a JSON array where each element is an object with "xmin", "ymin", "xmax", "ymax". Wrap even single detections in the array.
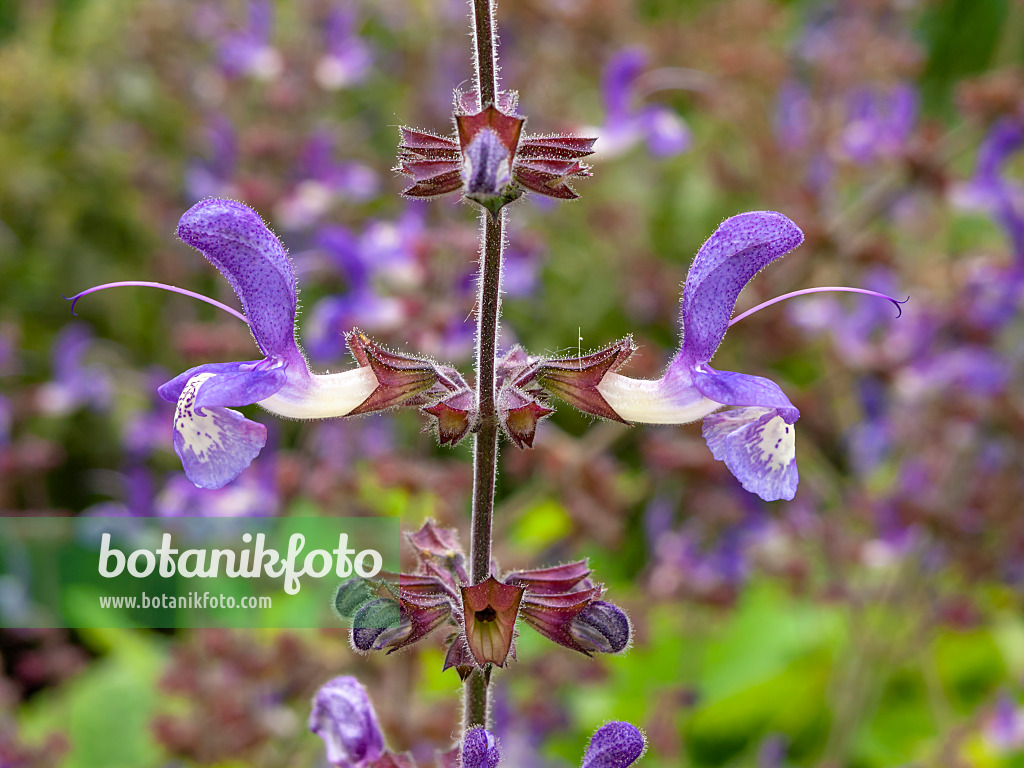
[
  {"xmin": 177, "ymin": 199, "xmax": 300, "ymax": 361},
  {"xmin": 581, "ymin": 722, "xmax": 645, "ymax": 768},
  {"xmin": 976, "ymin": 118, "xmax": 1024, "ymax": 181},
  {"xmin": 640, "ymin": 105, "xmax": 690, "ymax": 157},
  {"xmin": 681, "ymin": 212, "xmax": 804, "ymax": 364},
  {"xmin": 309, "ymin": 676, "xmax": 386, "ymax": 768},
  {"xmin": 690, "ymin": 366, "xmax": 799, "ymax": 421},
  {"xmin": 157, "ymin": 360, "xmax": 278, "ymax": 403},
  {"xmin": 194, "ymin": 361, "xmax": 289, "ymax": 409},
  {"xmin": 462, "ymin": 728, "xmax": 500, "ymax": 768},
  {"xmin": 603, "ymin": 49, "xmax": 646, "ymax": 118},
  {"xmin": 702, "ymin": 406, "xmax": 798, "ymax": 502},
  {"xmin": 172, "ymin": 373, "xmax": 267, "ymax": 489}
]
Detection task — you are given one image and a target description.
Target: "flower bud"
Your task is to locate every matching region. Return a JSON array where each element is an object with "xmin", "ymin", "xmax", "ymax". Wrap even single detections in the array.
[
  {"xmin": 581, "ymin": 722, "xmax": 645, "ymax": 768},
  {"xmin": 462, "ymin": 727, "xmax": 501, "ymax": 768},
  {"xmin": 422, "ymin": 389, "xmax": 477, "ymax": 447},
  {"xmin": 309, "ymin": 676, "xmax": 385, "ymax": 768},
  {"xmin": 569, "ymin": 600, "xmax": 631, "ymax": 654},
  {"xmin": 350, "ymin": 598, "xmax": 408, "ymax": 652},
  {"xmin": 334, "ymin": 576, "xmax": 374, "ymax": 619},
  {"xmin": 497, "ymin": 387, "xmax": 554, "ymax": 449}
]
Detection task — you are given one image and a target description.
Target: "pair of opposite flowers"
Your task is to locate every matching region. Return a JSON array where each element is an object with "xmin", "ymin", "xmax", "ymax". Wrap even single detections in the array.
[{"xmin": 70, "ymin": 198, "xmax": 902, "ymax": 502}]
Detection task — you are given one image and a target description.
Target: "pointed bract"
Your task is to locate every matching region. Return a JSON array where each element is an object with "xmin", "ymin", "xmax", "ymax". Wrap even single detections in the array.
[{"xmin": 535, "ymin": 338, "xmax": 636, "ymax": 423}]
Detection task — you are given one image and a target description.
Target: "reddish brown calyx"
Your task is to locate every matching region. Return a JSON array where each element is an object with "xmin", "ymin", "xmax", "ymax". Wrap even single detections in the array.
[
  {"xmin": 534, "ymin": 337, "xmax": 636, "ymax": 422},
  {"xmin": 346, "ymin": 330, "xmax": 440, "ymax": 415},
  {"xmin": 460, "ymin": 576, "xmax": 524, "ymax": 668}
]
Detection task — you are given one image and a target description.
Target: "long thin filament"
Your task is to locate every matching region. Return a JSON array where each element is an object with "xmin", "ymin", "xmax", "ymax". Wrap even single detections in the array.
[
  {"xmin": 729, "ymin": 286, "xmax": 908, "ymax": 327},
  {"xmin": 65, "ymin": 281, "xmax": 250, "ymax": 325}
]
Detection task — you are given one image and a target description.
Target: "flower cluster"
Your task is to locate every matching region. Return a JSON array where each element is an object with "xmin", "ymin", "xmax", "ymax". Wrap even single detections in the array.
[
  {"xmin": 335, "ymin": 520, "xmax": 631, "ymax": 677},
  {"xmin": 396, "ymin": 91, "xmax": 596, "ymax": 215},
  {"xmin": 70, "ymin": 200, "xmax": 900, "ymax": 501}
]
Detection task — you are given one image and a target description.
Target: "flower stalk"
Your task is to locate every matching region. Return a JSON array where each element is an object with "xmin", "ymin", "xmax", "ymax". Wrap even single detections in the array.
[{"xmin": 466, "ymin": 0, "xmax": 502, "ymax": 731}]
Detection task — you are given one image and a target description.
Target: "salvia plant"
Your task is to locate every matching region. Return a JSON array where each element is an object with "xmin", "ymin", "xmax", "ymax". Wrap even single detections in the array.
[{"xmin": 66, "ymin": 0, "xmax": 906, "ymax": 764}]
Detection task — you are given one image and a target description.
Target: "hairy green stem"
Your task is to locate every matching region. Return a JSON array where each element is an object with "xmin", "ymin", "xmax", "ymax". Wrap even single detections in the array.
[
  {"xmin": 464, "ymin": 210, "xmax": 503, "ymax": 730},
  {"xmin": 472, "ymin": 0, "xmax": 497, "ymax": 105},
  {"xmin": 463, "ymin": 0, "xmax": 502, "ymax": 733}
]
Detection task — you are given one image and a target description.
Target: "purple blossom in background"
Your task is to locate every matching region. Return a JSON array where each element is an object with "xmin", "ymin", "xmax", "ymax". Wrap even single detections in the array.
[
  {"xmin": 649, "ymin": 506, "xmax": 770, "ymax": 596},
  {"xmin": 37, "ymin": 324, "xmax": 112, "ymax": 416},
  {"xmin": 124, "ymin": 374, "xmax": 178, "ymax": 459},
  {"xmin": 315, "ymin": 7, "xmax": 372, "ymax": 91},
  {"xmin": 0, "ymin": 395, "xmax": 10, "ymax": 447},
  {"xmin": 303, "ymin": 208, "xmax": 426, "ymax": 361},
  {"xmin": 276, "ymin": 130, "xmax": 379, "ymax": 230},
  {"xmin": 789, "ymin": 268, "xmax": 925, "ymax": 368},
  {"xmin": 846, "ymin": 377, "xmax": 892, "ymax": 477},
  {"xmin": 953, "ymin": 118, "xmax": 1024, "ymax": 263},
  {"xmin": 985, "ymin": 692, "xmax": 1024, "ymax": 753},
  {"xmin": 491, "ymin": 689, "xmax": 565, "ymax": 768},
  {"xmin": 309, "ymin": 677, "xmax": 386, "ymax": 768},
  {"xmin": 185, "ymin": 115, "xmax": 238, "ymax": 201},
  {"xmin": 756, "ymin": 735, "xmax": 787, "ymax": 768},
  {"xmin": 311, "ymin": 418, "xmax": 393, "ymax": 472},
  {"xmin": 215, "ymin": 0, "xmax": 283, "ymax": 80},
  {"xmin": 840, "ymin": 83, "xmax": 917, "ymax": 165},
  {"xmin": 157, "ymin": 199, "xmax": 379, "ymax": 489},
  {"xmin": 593, "ymin": 48, "xmax": 691, "ymax": 159},
  {"xmin": 775, "ymin": 80, "xmax": 812, "ymax": 152},
  {"xmin": 898, "ymin": 345, "xmax": 1009, "ymax": 399},
  {"xmin": 594, "ymin": 212, "xmax": 804, "ymax": 501},
  {"xmin": 155, "ymin": 455, "xmax": 277, "ymax": 517}
]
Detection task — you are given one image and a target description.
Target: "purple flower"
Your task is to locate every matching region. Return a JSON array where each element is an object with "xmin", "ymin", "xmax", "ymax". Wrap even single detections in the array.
[
  {"xmin": 593, "ymin": 212, "xmax": 804, "ymax": 501},
  {"xmin": 215, "ymin": 0, "xmax": 282, "ymax": 80},
  {"xmin": 37, "ymin": 324, "xmax": 112, "ymax": 415},
  {"xmin": 458, "ymin": 722, "xmax": 644, "ymax": 768},
  {"xmin": 156, "ymin": 199, "xmax": 379, "ymax": 489},
  {"xmin": 985, "ymin": 692, "xmax": 1024, "ymax": 752},
  {"xmin": 581, "ymin": 723, "xmax": 646, "ymax": 768},
  {"xmin": 462, "ymin": 728, "xmax": 501, "ymax": 768},
  {"xmin": 309, "ymin": 677, "xmax": 386, "ymax": 768},
  {"xmin": 953, "ymin": 118, "xmax": 1024, "ymax": 262},
  {"xmin": 275, "ymin": 130, "xmax": 379, "ymax": 229},
  {"xmin": 840, "ymin": 83, "xmax": 917, "ymax": 165},
  {"xmin": 0, "ymin": 394, "xmax": 10, "ymax": 447},
  {"xmin": 185, "ymin": 115, "xmax": 238, "ymax": 201},
  {"xmin": 775, "ymin": 80, "xmax": 812, "ymax": 152},
  {"xmin": 595, "ymin": 49, "xmax": 690, "ymax": 159},
  {"xmin": 315, "ymin": 8, "xmax": 373, "ymax": 91}
]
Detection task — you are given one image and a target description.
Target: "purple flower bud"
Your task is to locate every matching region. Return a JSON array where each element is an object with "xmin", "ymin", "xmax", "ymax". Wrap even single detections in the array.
[
  {"xmin": 581, "ymin": 722, "xmax": 645, "ymax": 768},
  {"xmin": 309, "ymin": 676, "xmax": 385, "ymax": 768},
  {"xmin": 463, "ymin": 129, "xmax": 513, "ymax": 198},
  {"xmin": 569, "ymin": 600, "xmax": 631, "ymax": 654},
  {"xmin": 462, "ymin": 727, "xmax": 501, "ymax": 768},
  {"xmin": 351, "ymin": 598, "xmax": 407, "ymax": 652}
]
